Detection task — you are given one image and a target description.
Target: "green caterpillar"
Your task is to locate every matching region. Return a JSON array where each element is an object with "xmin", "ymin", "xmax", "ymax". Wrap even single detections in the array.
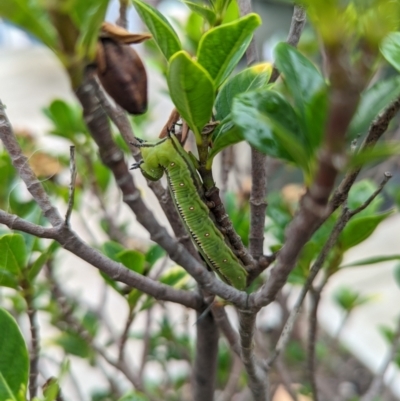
[{"xmin": 132, "ymin": 134, "xmax": 248, "ymax": 290}]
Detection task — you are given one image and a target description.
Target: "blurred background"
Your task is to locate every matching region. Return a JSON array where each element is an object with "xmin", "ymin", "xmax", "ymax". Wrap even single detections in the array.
[{"xmin": 1, "ymin": 1, "xmax": 400, "ymax": 400}]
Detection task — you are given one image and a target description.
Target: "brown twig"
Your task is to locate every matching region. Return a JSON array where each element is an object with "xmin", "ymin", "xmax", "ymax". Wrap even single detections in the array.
[
  {"xmin": 308, "ymin": 289, "xmax": 321, "ymax": 401},
  {"xmin": 239, "ymin": 309, "xmax": 268, "ymax": 401}
]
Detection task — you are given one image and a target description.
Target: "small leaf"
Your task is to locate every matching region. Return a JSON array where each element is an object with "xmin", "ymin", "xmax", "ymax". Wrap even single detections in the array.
[
  {"xmin": 167, "ymin": 51, "xmax": 215, "ymax": 140},
  {"xmin": 183, "ymin": 1, "xmax": 217, "ymax": 25},
  {"xmin": 341, "ymin": 255, "xmax": 400, "ymax": 268},
  {"xmin": 274, "ymin": 42, "xmax": 327, "ymax": 150},
  {"xmin": 381, "ymin": 32, "xmax": 400, "ymax": 72},
  {"xmin": 0, "ymin": 234, "xmax": 27, "ymax": 274},
  {"xmin": 118, "ymin": 391, "xmax": 150, "ymax": 401},
  {"xmin": 75, "ymin": 0, "xmax": 110, "ymax": 59},
  {"xmin": 132, "ymin": 0, "xmax": 181, "ymax": 61},
  {"xmin": 160, "ymin": 266, "xmax": 189, "ymax": 288},
  {"xmin": 145, "ymin": 245, "xmax": 165, "ymax": 267},
  {"xmin": 347, "ymin": 76, "xmax": 400, "ymax": 139},
  {"xmin": 197, "ymin": 13, "xmax": 261, "ymax": 87},
  {"xmin": 53, "ymin": 333, "xmax": 93, "ymax": 359},
  {"xmin": 215, "ymin": 62, "xmax": 273, "ymax": 121},
  {"xmin": 102, "ymin": 241, "xmax": 125, "ymax": 261},
  {"xmin": 208, "ymin": 118, "xmax": 243, "ymax": 162},
  {"xmin": 117, "ymin": 250, "xmax": 145, "ymax": 274},
  {"xmin": 339, "ymin": 210, "xmax": 393, "ymax": 251},
  {"xmin": 333, "ymin": 287, "xmax": 372, "ymax": 311},
  {"xmin": 0, "ymin": 308, "xmax": 29, "ymax": 400}
]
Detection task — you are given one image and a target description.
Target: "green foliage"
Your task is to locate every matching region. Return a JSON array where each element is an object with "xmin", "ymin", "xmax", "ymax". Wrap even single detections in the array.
[
  {"xmin": 381, "ymin": 32, "xmax": 400, "ymax": 72},
  {"xmin": 333, "ymin": 287, "xmax": 373, "ymax": 312},
  {"xmin": 167, "ymin": 51, "xmax": 215, "ymax": 141},
  {"xmin": 347, "ymin": 76, "xmax": 400, "ymax": 139},
  {"xmin": 132, "ymin": 0, "xmax": 182, "ymax": 61},
  {"xmin": 197, "ymin": 13, "xmax": 261, "ymax": 87},
  {"xmin": 0, "ymin": 308, "xmax": 29, "ymax": 400}
]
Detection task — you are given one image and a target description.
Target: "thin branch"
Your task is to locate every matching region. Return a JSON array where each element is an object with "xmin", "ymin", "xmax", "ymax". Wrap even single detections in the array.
[
  {"xmin": 139, "ymin": 308, "xmax": 153, "ymax": 379},
  {"xmin": 65, "ymin": 146, "xmax": 77, "ymax": 225},
  {"xmin": 308, "ymin": 289, "xmax": 321, "ymax": 401},
  {"xmin": 24, "ymin": 285, "xmax": 40, "ymax": 400},
  {"xmin": 116, "ymin": 0, "xmax": 129, "ymax": 29},
  {"xmin": 239, "ymin": 310, "xmax": 268, "ymax": 401},
  {"xmin": 361, "ymin": 315, "xmax": 400, "ymax": 401},
  {"xmin": 118, "ymin": 307, "xmax": 135, "ymax": 361}
]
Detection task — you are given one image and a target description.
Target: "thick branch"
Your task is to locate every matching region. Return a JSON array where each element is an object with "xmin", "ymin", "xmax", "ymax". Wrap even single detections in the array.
[
  {"xmin": 193, "ymin": 307, "xmax": 219, "ymax": 401},
  {"xmin": 239, "ymin": 310, "xmax": 268, "ymax": 401}
]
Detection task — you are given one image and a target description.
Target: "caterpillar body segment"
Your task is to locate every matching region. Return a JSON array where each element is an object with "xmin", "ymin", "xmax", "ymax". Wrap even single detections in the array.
[{"xmin": 136, "ymin": 135, "xmax": 248, "ymax": 290}]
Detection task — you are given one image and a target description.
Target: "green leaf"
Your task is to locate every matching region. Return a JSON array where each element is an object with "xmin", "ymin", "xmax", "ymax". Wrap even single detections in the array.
[
  {"xmin": 0, "ymin": 308, "xmax": 29, "ymax": 400},
  {"xmin": 145, "ymin": 245, "xmax": 165, "ymax": 267},
  {"xmin": 102, "ymin": 241, "xmax": 125, "ymax": 261},
  {"xmin": 0, "ymin": 270, "xmax": 19, "ymax": 289},
  {"xmin": 118, "ymin": 391, "xmax": 149, "ymax": 401},
  {"xmin": 208, "ymin": 118, "xmax": 243, "ymax": 162},
  {"xmin": 340, "ymin": 255, "xmax": 400, "ymax": 268},
  {"xmin": 215, "ymin": 62, "xmax": 273, "ymax": 121},
  {"xmin": 274, "ymin": 42, "xmax": 327, "ymax": 150},
  {"xmin": 117, "ymin": 250, "xmax": 145, "ymax": 274},
  {"xmin": 160, "ymin": 266, "xmax": 189, "ymax": 288},
  {"xmin": 381, "ymin": 32, "xmax": 400, "ymax": 72},
  {"xmin": 132, "ymin": 0, "xmax": 181, "ymax": 61},
  {"xmin": 167, "ymin": 51, "xmax": 215, "ymax": 140},
  {"xmin": 339, "ymin": 210, "xmax": 393, "ymax": 251},
  {"xmin": 183, "ymin": 1, "xmax": 217, "ymax": 25},
  {"xmin": 75, "ymin": 0, "xmax": 110, "ymax": 59},
  {"xmin": 333, "ymin": 287, "xmax": 372, "ymax": 311},
  {"xmin": 347, "ymin": 76, "xmax": 400, "ymax": 139},
  {"xmin": 232, "ymin": 89, "xmax": 311, "ymax": 175},
  {"xmin": 53, "ymin": 332, "xmax": 93, "ymax": 359},
  {"xmin": 0, "ymin": 234, "xmax": 26, "ymax": 274},
  {"xmin": 43, "ymin": 100, "xmax": 87, "ymax": 141},
  {"xmin": 0, "ymin": 0, "xmax": 58, "ymax": 49},
  {"xmin": 197, "ymin": 13, "xmax": 261, "ymax": 87},
  {"xmin": 347, "ymin": 180, "xmax": 383, "ymax": 213}
]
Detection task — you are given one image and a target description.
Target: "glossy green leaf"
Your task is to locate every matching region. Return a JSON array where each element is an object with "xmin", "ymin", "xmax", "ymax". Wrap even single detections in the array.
[
  {"xmin": 274, "ymin": 42, "xmax": 327, "ymax": 150},
  {"xmin": 339, "ymin": 210, "xmax": 393, "ymax": 251},
  {"xmin": 118, "ymin": 391, "xmax": 149, "ymax": 401},
  {"xmin": 0, "ymin": 234, "xmax": 26, "ymax": 274},
  {"xmin": 167, "ymin": 51, "xmax": 215, "ymax": 140},
  {"xmin": 232, "ymin": 89, "xmax": 311, "ymax": 173},
  {"xmin": 340, "ymin": 255, "xmax": 400, "ymax": 268},
  {"xmin": 208, "ymin": 118, "xmax": 243, "ymax": 163},
  {"xmin": 347, "ymin": 76, "xmax": 400, "ymax": 139},
  {"xmin": 132, "ymin": 0, "xmax": 181, "ymax": 60},
  {"xmin": 381, "ymin": 32, "xmax": 400, "ymax": 72},
  {"xmin": 183, "ymin": 1, "xmax": 217, "ymax": 25},
  {"xmin": 117, "ymin": 250, "xmax": 145, "ymax": 274},
  {"xmin": 215, "ymin": 62, "xmax": 273, "ymax": 121},
  {"xmin": 75, "ymin": 0, "xmax": 110, "ymax": 59},
  {"xmin": 28, "ymin": 253, "xmax": 48, "ymax": 282},
  {"xmin": 197, "ymin": 13, "xmax": 262, "ymax": 87},
  {"xmin": 347, "ymin": 180, "xmax": 382, "ymax": 213},
  {"xmin": 0, "ymin": 308, "xmax": 29, "ymax": 400},
  {"xmin": 0, "ymin": 0, "xmax": 58, "ymax": 49}
]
